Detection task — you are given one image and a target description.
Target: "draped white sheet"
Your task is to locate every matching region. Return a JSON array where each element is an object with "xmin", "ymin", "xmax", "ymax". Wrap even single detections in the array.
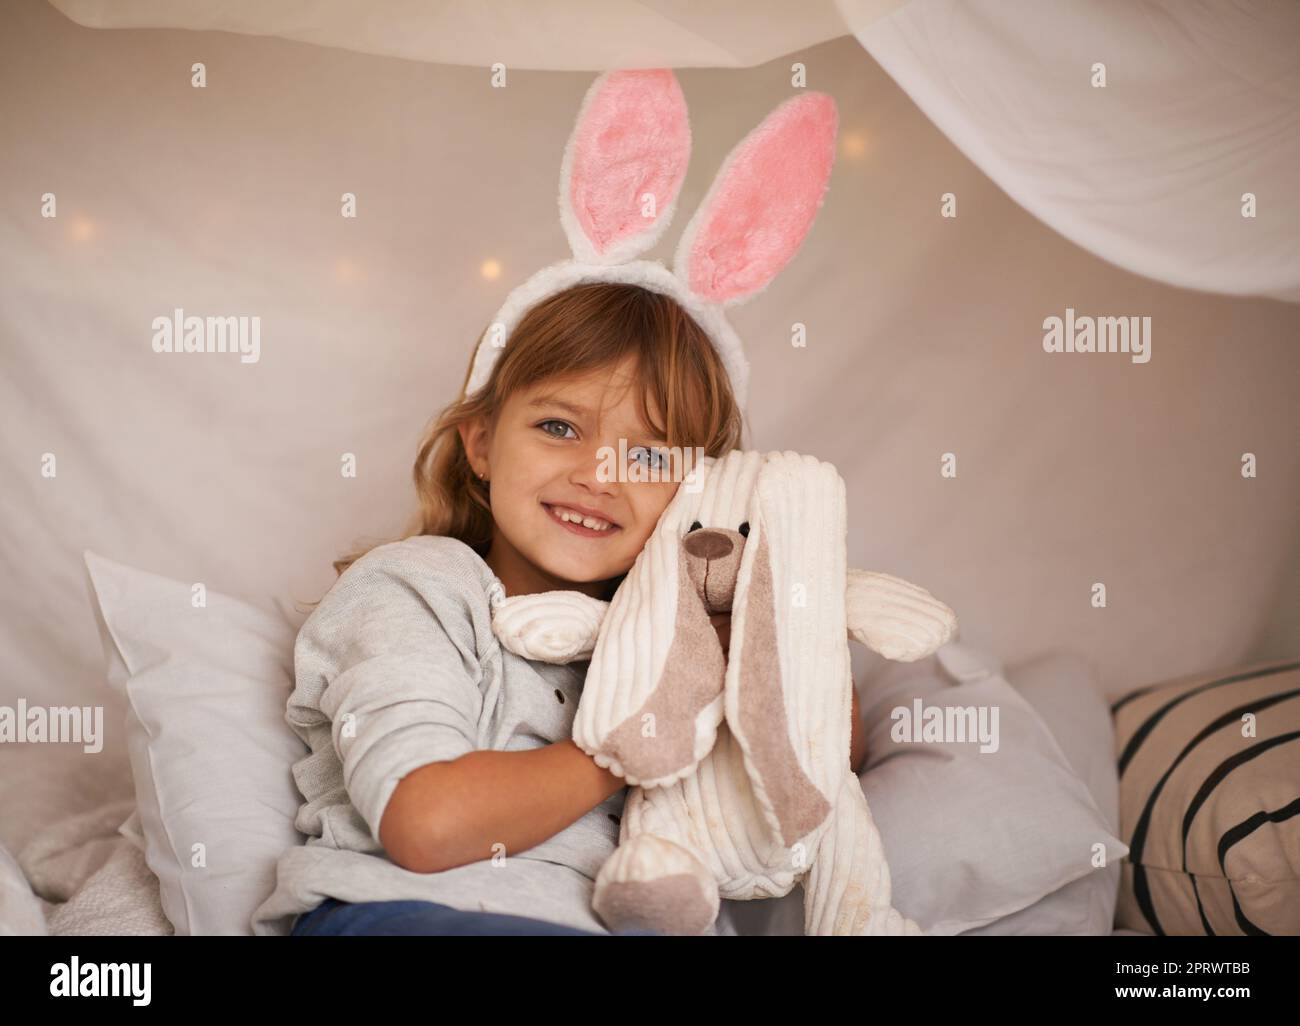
[
  {"xmin": 44, "ymin": 0, "xmax": 877, "ymax": 69},
  {"xmin": 839, "ymin": 0, "xmax": 1300, "ymax": 302}
]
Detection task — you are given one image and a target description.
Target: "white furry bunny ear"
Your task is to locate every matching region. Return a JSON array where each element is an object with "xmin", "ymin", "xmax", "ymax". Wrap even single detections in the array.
[
  {"xmin": 558, "ymin": 69, "xmax": 692, "ymax": 265},
  {"xmin": 674, "ymin": 92, "xmax": 838, "ymax": 306}
]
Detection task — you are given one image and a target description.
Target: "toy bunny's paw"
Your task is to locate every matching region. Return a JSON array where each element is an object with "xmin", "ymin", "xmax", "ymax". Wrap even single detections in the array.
[
  {"xmin": 845, "ymin": 569, "xmax": 957, "ymax": 662},
  {"xmin": 490, "ymin": 591, "xmax": 608, "ymax": 663},
  {"xmin": 593, "ymin": 834, "xmax": 719, "ymax": 936}
]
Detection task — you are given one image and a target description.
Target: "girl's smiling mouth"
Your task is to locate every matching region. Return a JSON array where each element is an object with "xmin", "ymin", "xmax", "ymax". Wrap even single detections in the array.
[{"xmin": 542, "ymin": 502, "xmax": 621, "ymax": 537}]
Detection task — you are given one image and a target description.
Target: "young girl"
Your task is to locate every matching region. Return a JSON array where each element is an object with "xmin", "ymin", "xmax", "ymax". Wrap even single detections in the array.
[
  {"xmin": 246, "ymin": 65, "xmax": 852, "ymax": 936},
  {"xmin": 250, "ymin": 281, "xmax": 747, "ymax": 936}
]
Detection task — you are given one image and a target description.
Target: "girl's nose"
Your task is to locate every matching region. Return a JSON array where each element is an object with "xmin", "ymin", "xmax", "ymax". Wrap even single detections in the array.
[{"xmin": 572, "ymin": 445, "xmax": 620, "ymax": 489}]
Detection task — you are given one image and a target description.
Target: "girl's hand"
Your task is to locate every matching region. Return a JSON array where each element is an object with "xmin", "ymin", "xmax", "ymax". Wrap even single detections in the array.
[{"xmin": 709, "ymin": 611, "xmax": 731, "ymax": 664}]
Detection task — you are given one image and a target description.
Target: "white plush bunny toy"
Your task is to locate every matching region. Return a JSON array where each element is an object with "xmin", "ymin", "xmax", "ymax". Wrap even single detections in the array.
[
  {"xmin": 493, "ymin": 448, "xmax": 956, "ymax": 936},
  {"xmin": 468, "ymin": 69, "xmax": 956, "ymax": 934}
]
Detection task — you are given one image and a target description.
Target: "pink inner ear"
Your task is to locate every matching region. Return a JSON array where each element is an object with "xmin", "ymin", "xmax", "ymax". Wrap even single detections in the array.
[
  {"xmin": 569, "ymin": 69, "xmax": 690, "ymax": 256},
  {"xmin": 687, "ymin": 94, "xmax": 838, "ymax": 303}
]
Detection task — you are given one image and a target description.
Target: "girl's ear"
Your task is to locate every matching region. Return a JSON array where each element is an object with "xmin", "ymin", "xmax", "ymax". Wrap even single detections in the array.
[
  {"xmin": 457, "ymin": 416, "xmax": 489, "ymax": 474},
  {"xmin": 558, "ymin": 69, "xmax": 692, "ymax": 265},
  {"xmin": 673, "ymin": 92, "xmax": 838, "ymax": 307}
]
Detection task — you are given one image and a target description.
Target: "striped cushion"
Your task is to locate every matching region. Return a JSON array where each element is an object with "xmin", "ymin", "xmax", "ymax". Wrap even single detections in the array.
[{"xmin": 1112, "ymin": 659, "xmax": 1300, "ymax": 935}]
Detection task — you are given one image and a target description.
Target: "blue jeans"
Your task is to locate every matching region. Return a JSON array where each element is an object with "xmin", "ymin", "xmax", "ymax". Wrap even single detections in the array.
[{"xmin": 291, "ymin": 897, "xmax": 660, "ymax": 936}]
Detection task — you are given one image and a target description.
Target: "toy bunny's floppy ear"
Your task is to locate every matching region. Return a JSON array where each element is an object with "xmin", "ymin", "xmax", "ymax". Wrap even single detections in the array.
[
  {"xmin": 558, "ymin": 69, "xmax": 692, "ymax": 265},
  {"xmin": 844, "ymin": 569, "xmax": 957, "ymax": 662},
  {"xmin": 573, "ymin": 456, "xmax": 726, "ymax": 788},
  {"xmin": 725, "ymin": 451, "xmax": 842, "ymax": 850},
  {"xmin": 673, "ymin": 92, "xmax": 838, "ymax": 306}
]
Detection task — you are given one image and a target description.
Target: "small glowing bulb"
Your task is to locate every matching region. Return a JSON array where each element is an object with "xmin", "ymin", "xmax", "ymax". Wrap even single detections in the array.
[
  {"xmin": 841, "ymin": 132, "xmax": 868, "ymax": 159},
  {"xmin": 480, "ymin": 259, "xmax": 502, "ymax": 280},
  {"xmin": 70, "ymin": 218, "xmax": 96, "ymax": 243},
  {"xmin": 335, "ymin": 259, "xmax": 360, "ymax": 282}
]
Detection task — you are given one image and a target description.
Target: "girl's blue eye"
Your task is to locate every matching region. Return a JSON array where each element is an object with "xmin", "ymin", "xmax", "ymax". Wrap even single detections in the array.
[
  {"xmin": 538, "ymin": 419, "xmax": 577, "ymax": 440},
  {"xmin": 538, "ymin": 421, "xmax": 665, "ymax": 471},
  {"xmin": 630, "ymin": 445, "xmax": 668, "ymax": 471}
]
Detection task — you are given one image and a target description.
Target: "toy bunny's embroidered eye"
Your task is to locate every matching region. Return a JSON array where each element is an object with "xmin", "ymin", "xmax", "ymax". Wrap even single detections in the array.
[
  {"xmin": 688, "ymin": 520, "xmax": 702, "ymax": 532},
  {"xmin": 738, "ymin": 521, "xmax": 750, "ymax": 537}
]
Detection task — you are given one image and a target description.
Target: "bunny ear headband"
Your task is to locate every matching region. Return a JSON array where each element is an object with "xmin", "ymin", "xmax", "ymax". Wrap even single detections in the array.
[{"xmin": 464, "ymin": 68, "xmax": 840, "ymax": 414}]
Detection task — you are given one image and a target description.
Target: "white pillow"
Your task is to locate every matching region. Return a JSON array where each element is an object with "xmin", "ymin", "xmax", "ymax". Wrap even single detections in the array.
[
  {"xmin": 858, "ymin": 641, "xmax": 1129, "ymax": 934},
  {"xmin": 0, "ymin": 841, "xmax": 48, "ymax": 936},
  {"xmin": 957, "ymin": 650, "xmax": 1123, "ymax": 935},
  {"xmin": 82, "ymin": 550, "xmax": 307, "ymax": 935}
]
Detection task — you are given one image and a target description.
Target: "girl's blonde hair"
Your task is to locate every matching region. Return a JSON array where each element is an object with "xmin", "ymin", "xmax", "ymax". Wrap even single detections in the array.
[{"xmin": 319, "ymin": 281, "xmax": 745, "ymax": 600}]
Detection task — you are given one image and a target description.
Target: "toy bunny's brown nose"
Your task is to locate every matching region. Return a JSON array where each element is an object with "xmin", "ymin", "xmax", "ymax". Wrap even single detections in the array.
[{"xmin": 683, "ymin": 530, "xmax": 733, "ymax": 560}]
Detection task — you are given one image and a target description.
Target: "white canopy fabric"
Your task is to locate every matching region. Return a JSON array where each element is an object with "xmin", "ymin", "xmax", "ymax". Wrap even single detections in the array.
[
  {"xmin": 44, "ymin": 0, "xmax": 883, "ymax": 68},
  {"xmin": 840, "ymin": 0, "xmax": 1300, "ymax": 302},
  {"xmin": 48, "ymin": 0, "xmax": 1300, "ymax": 303}
]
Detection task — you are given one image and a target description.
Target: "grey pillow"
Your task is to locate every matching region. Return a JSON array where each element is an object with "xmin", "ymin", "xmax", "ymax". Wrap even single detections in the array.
[
  {"xmin": 723, "ymin": 641, "xmax": 1127, "ymax": 935},
  {"xmin": 960, "ymin": 649, "xmax": 1123, "ymax": 935}
]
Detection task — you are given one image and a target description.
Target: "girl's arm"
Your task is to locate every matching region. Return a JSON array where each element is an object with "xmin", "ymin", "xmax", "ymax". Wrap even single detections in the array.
[
  {"xmin": 298, "ymin": 543, "xmax": 627, "ymax": 877},
  {"xmin": 386, "ymin": 688, "xmax": 868, "ymax": 873},
  {"xmin": 381, "ymin": 741, "xmax": 624, "ymax": 874}
]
